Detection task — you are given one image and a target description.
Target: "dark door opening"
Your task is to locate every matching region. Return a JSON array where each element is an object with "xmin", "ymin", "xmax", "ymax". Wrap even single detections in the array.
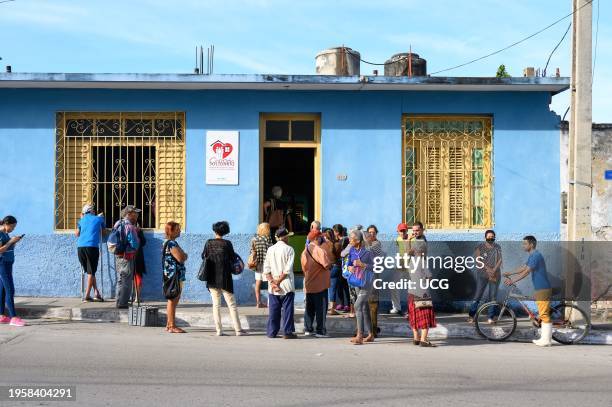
[{"xmin": 263, "ymin": 148, "xmax": 314, "ymax": 235}]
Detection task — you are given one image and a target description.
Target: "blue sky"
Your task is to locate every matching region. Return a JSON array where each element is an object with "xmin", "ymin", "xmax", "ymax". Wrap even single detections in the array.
[{"xmin": 0, "ymin": 0, "xmax": 609, "ymax": 121}]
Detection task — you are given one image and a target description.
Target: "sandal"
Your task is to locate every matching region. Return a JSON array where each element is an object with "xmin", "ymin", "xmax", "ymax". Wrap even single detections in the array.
[
  {"xmin": 328, "ymin": 309, "xmax": 339, "ymax": 316},
  {"xmin": 93, "ymin": 296, "xmax": 105, "ymax": 302},
  {"xmin": 413, "ymin": 340, "xmax": 421, "ymax": 346},
  {"xmin": 420, "ymin": 341, "xmax": 437, "ymax": 347},
  {"xmin": 364, "ymin": 334, "xmax": 375, "ymax": 343},
  {"xmin": 168, "ymin": 327, "xmax": 186, "ymax": 333},
  {"xmin": 82, "ymin": 297, "xmax": 93, "ymax": 303}
]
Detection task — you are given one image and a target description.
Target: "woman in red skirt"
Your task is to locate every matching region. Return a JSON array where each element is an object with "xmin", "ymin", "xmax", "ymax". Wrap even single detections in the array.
[
  {"xmin": 408, "ymin": 294, "xmax": 436, "ymax": 347},
  {"xmin": 407, "ymin": 222, "xmax": 437, "ymax": 347}
]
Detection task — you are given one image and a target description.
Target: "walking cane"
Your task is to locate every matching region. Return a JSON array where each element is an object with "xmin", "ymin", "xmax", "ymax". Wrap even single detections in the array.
[
  {"xmin": 80, "ymin": 265, "xmax": 85, "ymax": 301},
  {"xmin": 99, "ymin": 240, "xmax": 104, "ymax": 297}
]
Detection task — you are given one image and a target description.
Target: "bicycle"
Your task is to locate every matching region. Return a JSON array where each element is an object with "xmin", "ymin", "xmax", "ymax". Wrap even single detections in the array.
[{"xmin": 474, "ymin": 282, "xmax": 590, "ymax": 344}]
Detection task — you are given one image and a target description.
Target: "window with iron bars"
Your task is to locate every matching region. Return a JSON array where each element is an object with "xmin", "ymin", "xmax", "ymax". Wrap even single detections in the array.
[
  {"xmin": 54, "ymin": 112, "xmax": 186, "ymax": 230},
  {"xmin": 403, "ymin": 116, "xmax": 493, "ymax": 229}
]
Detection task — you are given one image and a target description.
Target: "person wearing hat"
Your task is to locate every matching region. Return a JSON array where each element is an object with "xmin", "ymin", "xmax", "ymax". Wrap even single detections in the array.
[
  {"xmin": 75, "ymin": 204, "xmax": 105, "ymax": 302},
  {"xmin": 390, "ymin": 223, "xmax": 410, "ymax": 314},
  {"xmin": 113, "ymin": 205, "xmax": 141, "ymax": 309},
  {"xmin": 301, "ymin": 229, "xmax": 332, "ymax": 337},
  {"xmin": 263, "ymin": 227, "xmax": 297, "ymax": 339}
]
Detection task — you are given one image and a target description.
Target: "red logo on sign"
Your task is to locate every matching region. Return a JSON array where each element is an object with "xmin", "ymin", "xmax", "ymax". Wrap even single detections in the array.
[{"xmin": 211, "ymin": 140, "xmax": 233, "ymax": 159}]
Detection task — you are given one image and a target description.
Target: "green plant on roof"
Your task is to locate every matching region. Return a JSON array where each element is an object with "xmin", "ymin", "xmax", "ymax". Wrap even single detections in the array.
[{"xmin": 496, "ymin": 64, "xmax": 511, "ymax": 78}]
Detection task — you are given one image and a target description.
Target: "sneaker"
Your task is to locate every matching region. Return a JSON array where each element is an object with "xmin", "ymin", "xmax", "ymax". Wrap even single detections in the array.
[
  {"xmin": 315, "ymin": 333, "xmax": 330, "ymax": 338},
  {"xmin": 82, "ymin": 297, "xmax": 93, "ymax": 303},
  {"xmin": 9, "ymin": 317, "xmax": 26, "ymax": 327},
  {"xmin": 389, "ymin": 308, "xmax": 401, "ymax": 315},
  {"xmin": 93, "ymin": 296, "xmax": 105, "ymax": 302},
  {"xmin": 303, "ymin": 331, "xmax": 313, "ymax": 336},
  {"xmin": 0, "ymin": 315, "xmax": 10, "ymax": 324}
]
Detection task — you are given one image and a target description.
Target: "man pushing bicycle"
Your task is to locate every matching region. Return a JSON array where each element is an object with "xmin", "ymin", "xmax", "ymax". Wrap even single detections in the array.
[{"xmin": 503, "ymin": 235, "xmax": 553, "ymax": 347}]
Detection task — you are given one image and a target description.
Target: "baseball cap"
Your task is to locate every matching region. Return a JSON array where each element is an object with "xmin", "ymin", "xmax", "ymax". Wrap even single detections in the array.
[
  {"xmin": 397, "ymin": 223, "xmax": 408, "ymax": 232},
  {"xmin": 82, "ymin": 204, "xmax": 95, "ymax": 214}
]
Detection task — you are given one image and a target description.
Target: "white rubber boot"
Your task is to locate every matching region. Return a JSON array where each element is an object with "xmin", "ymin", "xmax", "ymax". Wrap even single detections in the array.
[{"xmin": 533, "ymin": 322, "xmax": 552, "ymax": 347}]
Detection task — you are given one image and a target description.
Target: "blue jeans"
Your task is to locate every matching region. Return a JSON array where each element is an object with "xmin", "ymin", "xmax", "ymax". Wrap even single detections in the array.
[
  {"xmin": 304, "ymin": 289, "xmax": 328, "ymax": 335},
  {"xmin": 330, "ymin": 264, "xmax": 350, "ymax": 307},
  {"xmin": 0, "ymin": 261, "xmax": 16, "ymax": 318},
  {"xmin": 329, "ymin": 264, "xmax": 341, "ymax": 302},
  {"xmin": 468, "ymin": 272, "xmax": 499, "ymax": 318},
  {"xmin": 267, "ymin": 292, "xmax": 295, "ymax": 337}
]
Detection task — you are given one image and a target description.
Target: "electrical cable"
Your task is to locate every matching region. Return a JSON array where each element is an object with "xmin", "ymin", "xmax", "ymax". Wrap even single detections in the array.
[
  {"xmin": 543, "ymin": 22, "xmax": 571, "ymax": 77},
  {"xmin": 429, "ymin": 0, "xmax": 594, "ymax": 75},
  {"xmin": 592, "ymin": 0, "xmax": 599, "ymax": 83}
]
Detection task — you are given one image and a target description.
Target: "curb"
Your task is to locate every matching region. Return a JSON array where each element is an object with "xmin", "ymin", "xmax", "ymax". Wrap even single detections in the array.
[{"xmin": 17, "ymin": 306, "xmax": 612, "ymax": 345}]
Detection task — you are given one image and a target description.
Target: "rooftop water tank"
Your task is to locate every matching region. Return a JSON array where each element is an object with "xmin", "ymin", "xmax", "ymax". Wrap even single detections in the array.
[
  {"xmin": 384, "ymin": 53, "xmax": 427, "ymax": 76},
  {"xmin": 315, "ymin": 47, "xmax": 360, "ymax": 76}
]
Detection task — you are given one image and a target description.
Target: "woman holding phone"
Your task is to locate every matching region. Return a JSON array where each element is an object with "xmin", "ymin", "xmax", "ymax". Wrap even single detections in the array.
[{"xmin": 0, "ymin": 215, "xmax": 26, "ymax": 327}]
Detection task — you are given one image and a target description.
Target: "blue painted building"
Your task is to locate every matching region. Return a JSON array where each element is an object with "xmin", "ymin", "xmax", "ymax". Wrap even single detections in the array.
[{"xmin": 0, "ymin": 73, "xmax": 569, "ymax": 303}]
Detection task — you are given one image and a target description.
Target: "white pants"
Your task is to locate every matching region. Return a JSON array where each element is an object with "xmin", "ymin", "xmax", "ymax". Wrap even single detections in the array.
[{"xmin": 210, "ymin": 288, "xmax": 242, "ymax": 333}]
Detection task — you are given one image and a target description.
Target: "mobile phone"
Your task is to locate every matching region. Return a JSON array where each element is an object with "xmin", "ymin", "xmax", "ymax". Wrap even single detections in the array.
[{"xmin": 19, "ymin": 234, "xmax": 25, "ymax": 239}]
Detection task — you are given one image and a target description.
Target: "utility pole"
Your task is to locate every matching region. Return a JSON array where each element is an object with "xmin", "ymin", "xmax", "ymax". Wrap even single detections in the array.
[
  {"xmin": 566, "ymin": 0, "xmax": 593, "ymax": 312},
  {"xmin": 567, "ymin": 0, "xmax": 592, "ymax": 241}
]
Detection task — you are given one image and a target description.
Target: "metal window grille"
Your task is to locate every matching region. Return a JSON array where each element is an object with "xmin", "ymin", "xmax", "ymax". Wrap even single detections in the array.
[
  {"xmin": 404, "ymin": 116, "xmax": 493, "ymax": 229},
  {"xmin": 55, "ymin": 112, "xmax": 186, "ymax": 230}
]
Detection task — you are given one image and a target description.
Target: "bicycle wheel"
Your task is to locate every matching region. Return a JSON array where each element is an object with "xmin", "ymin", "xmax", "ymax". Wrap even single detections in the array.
[
  {"xmin": 550, "ymin": 303, "xmax": 590, "ymax": 345},
  {"xmin": 475, "ymin": 302, "xmax": 517, "ymax": 341}
]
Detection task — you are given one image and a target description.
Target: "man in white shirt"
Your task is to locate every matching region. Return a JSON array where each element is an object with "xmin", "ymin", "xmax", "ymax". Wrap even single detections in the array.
[{"xmin": 263, "ymin": 227, "xmax": 297, "ymax": 339}]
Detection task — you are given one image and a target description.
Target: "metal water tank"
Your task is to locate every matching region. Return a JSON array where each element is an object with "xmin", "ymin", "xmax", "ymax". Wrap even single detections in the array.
[
  {"xmin": 315, "ymin": 47, "xmax": 360, "ymax": 76},
  {"xmin": 384, "ymin": 53, "xmax": 427, "ymax": 76}
]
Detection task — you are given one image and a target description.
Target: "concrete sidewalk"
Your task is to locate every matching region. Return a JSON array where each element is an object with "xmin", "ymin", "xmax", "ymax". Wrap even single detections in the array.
[{"xmin": 13, "ymin": 297, "xmax": 612, "ymax": 344}]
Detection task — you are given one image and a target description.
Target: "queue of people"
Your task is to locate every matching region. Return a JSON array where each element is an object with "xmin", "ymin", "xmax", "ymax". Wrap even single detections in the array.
[{"xmin": 1, "ymin": 204, "xmax": 554, "ymax": 348}]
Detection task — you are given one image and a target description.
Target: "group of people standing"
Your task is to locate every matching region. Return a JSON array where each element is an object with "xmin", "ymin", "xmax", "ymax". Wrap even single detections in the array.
[
  {"xmin": 1, "ymin": 201, "xmax": 554, "ymax": 348},
  {"xmin": 243, "ymin": 219, "xmax": 440, "ymax": 346}
]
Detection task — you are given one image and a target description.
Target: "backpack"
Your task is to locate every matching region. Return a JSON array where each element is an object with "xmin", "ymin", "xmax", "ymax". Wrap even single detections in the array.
[{"xmin": 107, "ymin": 221, "xmax": 128, "ymax": 255}]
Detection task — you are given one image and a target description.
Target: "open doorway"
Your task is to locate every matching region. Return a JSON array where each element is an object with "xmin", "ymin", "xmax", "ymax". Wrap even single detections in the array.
[{"xmin": 263, "ymin": 147, "xmax": 315, "ymax": 235}]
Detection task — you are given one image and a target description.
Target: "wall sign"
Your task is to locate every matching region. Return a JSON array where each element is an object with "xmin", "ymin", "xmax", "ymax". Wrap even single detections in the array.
[{"xmin": 206, "ymin": 131, "xmax": 239, "ymax": 185}]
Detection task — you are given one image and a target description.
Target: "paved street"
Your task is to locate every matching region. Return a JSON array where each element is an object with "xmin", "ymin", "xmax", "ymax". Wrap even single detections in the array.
[{"xmin": 1, "ymin": 320, "xmax": 611, "ymax": 407}]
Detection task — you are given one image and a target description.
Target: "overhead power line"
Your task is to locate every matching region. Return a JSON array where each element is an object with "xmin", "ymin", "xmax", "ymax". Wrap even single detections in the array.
[
  {"xmin": 543, "ymin": 22, "xmax": 571, "ymax": 77},
  {"xmin": 429, "ymin": 0, "xmax": 594, "ymax": 75}
]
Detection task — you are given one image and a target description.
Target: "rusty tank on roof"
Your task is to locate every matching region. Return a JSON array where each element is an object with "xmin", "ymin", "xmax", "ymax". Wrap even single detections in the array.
[
  {"xmin": 315, "ymin": 47, "xmax": 360, "ymax": 76},
  {"xmin": 384, "ymin": 53, "xmax": 427, "ymax": 77}
]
